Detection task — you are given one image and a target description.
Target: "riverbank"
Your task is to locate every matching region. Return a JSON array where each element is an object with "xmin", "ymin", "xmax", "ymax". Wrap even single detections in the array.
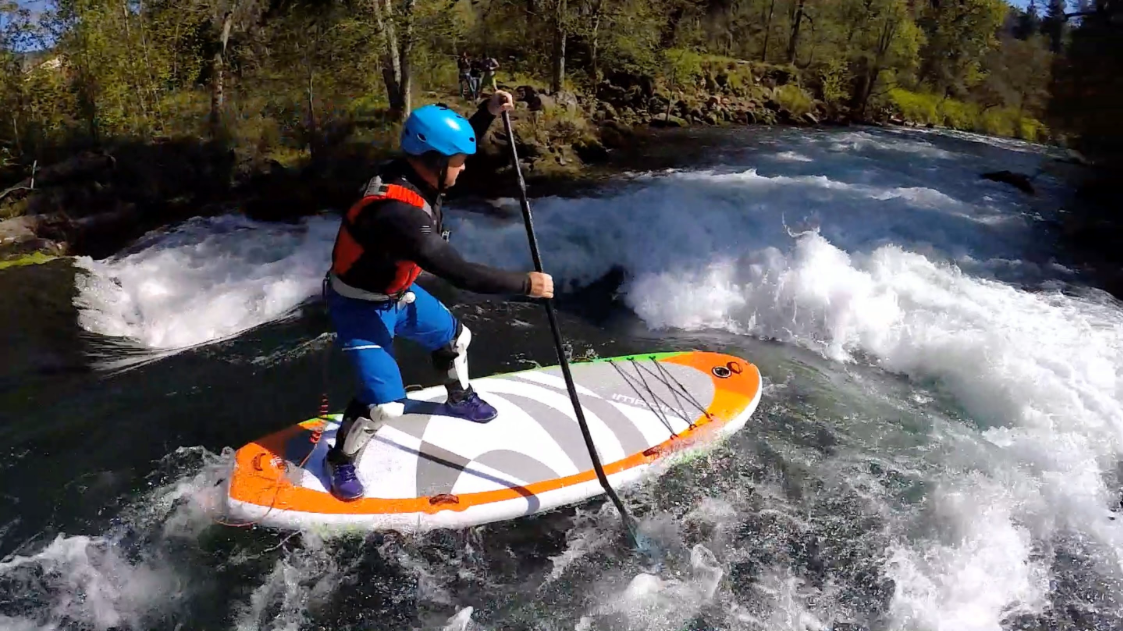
[{"xmin": 0, "ymin": 60, "xmax": 1049, "ymax": 264}]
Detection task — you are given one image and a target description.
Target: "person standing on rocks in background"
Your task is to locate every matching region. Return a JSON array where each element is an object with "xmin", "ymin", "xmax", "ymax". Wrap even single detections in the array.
[
  {"xmin": 457, "ymin": 52, "xmax": 473, "ymax": 99},
  {"xmin": 469, "ymin": 56, "xmax": 484, "ymax": 100},
  {"xmin": 482, "ymin": 54, "xmax": 500, "ymax": 94}
]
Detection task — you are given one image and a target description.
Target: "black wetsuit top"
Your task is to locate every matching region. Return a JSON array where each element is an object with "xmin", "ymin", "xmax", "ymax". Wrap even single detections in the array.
[{"xmin": 341, "ymin": 103, "xmax": 530, "ymax": 296}]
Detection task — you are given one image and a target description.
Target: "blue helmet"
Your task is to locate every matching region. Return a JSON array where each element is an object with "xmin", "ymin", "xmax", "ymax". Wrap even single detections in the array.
[{"xmin": 400, "ymin": 104, "xmax": 477, "ymax": 157}]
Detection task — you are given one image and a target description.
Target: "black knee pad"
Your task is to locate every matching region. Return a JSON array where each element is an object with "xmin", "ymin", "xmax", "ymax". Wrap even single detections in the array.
[{"xmin": 431, "ymin": 320, "xmax": 466, "ymax": 370}]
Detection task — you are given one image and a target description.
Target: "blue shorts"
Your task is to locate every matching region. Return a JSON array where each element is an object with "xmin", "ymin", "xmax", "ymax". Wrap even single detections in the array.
[{"xmin": 327, "ymin": 283, "xmax": 458, "ymax": 405}]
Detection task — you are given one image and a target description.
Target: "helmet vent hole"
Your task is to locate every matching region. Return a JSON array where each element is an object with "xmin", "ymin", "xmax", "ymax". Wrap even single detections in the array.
[{"xmin": 417, "ymin": 133, "xmax": 427, "ymax": 141}]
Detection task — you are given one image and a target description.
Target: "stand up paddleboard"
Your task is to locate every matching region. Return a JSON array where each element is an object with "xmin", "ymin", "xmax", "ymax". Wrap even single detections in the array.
[{"xmin": 223, "ymin": 350, "xmax": 762, "ymax": 531}]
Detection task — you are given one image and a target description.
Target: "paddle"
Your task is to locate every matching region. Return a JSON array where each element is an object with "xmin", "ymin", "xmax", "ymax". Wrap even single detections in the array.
[{"xmin": 500, "ymin": 110, "xmax": 643, "ymax": 550}]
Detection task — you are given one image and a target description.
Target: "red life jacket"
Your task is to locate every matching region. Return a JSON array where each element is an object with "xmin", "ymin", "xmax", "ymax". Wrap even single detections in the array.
[{"xmin": 331, "ymin": 176, "xmax": 436, "ymax": 296}]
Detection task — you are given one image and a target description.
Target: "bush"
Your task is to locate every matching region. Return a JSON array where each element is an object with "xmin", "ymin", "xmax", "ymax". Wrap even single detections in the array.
[
  {"xmin": 938, "ymin": 98, "xmax": 976, "ymax": 130},
  {"xmin": 888, "ymin": 88, "xmax": 1049, "ymax": 142},
  {"xmin": 889, "ymin": 88, "xmax": 938, "ymax": 125},
  {"xmin": 775, "ymin": 84, "xmax": 814, "ymax": 118},
  {"xmin": 818, "ymin": 59, "xmax": 849, "ymax": 109},
  {"xmin": 663, "ymin": 48, "xmax": 705, "ymax": 86},
  {"xmin": 981, "ymin": 108, "xmax": 1018, "ymax": 138},
  {"xmin": 1018, "ymin": 117, "xmax": 1049, "ymax": 143}
]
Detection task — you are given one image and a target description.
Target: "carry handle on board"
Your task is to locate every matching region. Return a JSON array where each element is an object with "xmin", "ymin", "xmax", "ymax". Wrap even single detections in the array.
[{"xmin": 500, "ymin": 110, "xmax": 642, "ymax": 549}]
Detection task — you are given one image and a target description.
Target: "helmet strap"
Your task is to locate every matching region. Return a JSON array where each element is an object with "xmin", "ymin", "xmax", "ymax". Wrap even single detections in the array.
[{"xmin": 435, "ymin": 155, "xmax": 450, "ymax": 199}]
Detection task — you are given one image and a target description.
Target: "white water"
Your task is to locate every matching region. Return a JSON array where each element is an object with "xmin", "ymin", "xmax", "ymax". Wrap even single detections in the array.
[
  {"xmin": 65, "ymin": 127, "xmax": 1123, "ymax": 629},
  {"xmin": 74, "ymin": 215, "xmax": 337, "ymax": 350},
  {"xmin": 0, "ymin": 447, "xmax": 230, "ymax": 631}
]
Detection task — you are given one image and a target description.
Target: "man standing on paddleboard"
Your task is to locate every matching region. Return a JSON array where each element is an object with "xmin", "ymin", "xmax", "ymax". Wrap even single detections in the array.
[{"xmin": 323, "ymin": 91, "xmax": 554, "ymax": 501}]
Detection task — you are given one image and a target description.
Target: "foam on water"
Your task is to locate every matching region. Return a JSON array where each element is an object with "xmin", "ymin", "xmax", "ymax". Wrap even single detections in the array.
[
  {"xmin": 0, "ymin": 447, "xmax": 234, "ymax": 631},
  {"xmin": 66, "ymin": 127, "xmax": 1123, "ymax": 628},
  {"xmin": 585, "ymin": 544, "xmax": 724, "ymax": 631},
  {"xmin": 0, "ymin": 534, "xmax": 183, "ymax": 631},
  {"xmin": 73, "ymin": 214, "xmax": 337, "ymax": 350}
]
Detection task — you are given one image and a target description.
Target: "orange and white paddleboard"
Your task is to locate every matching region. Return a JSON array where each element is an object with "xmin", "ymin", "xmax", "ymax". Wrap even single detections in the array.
[{"xmin": 223, "ymin": 351, "xmax": 762, "ymax": 532}]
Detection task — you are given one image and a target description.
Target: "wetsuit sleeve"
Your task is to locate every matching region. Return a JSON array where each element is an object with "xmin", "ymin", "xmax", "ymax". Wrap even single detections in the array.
[
  {"xmin": 468, "ymin": 101, "xmax": 496, "ymax": 149},
  {"xmin": 414, "ymin": 235, "xmax": 531, "ymax": 295},
  {"xmin": 354, "ymin": 199, "xmax": 530, "ymax": 295}
]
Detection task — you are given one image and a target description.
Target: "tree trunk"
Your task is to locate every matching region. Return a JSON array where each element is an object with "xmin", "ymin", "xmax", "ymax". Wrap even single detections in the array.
[
  {"xmin": 761, "ymin": 0, "xmax": 776, "ymax": 61},
  {"xmin": 11, "ymin": 113, "xmax": 21, "ymax": 157},
  {"xmin": 209, "ymin": 49, "xmax": 224, "ymax": 137},
  {"xmin": 120, "ymin": 0, "xmax": 149, "ymax": 124},
  {"xmin": 590, "ymin": 0, "xmax": 603, "ymax": 82},
  {"xmin": 551, "ymin": 0, "xmax": 566, "ymax": 93},
  {"xmin": 137, "ymin": 0, "xmax": 162, "ymax": 123},
  {"xmin": 400, "ymin": 0, "xmax": 415, "ymax": 120},
  {"xmin": 856, "ymin": 15, "xmax": 898, "ymax": 118},
  {"xmin": 372, "ymin": 0, "xmax": 404, "ymax": 116},
  {"xmin": 803, "ymin": 20, "xmax": 817, "ymax": 67},
  {"xmin": 786, "ymin": 0, "xmax": 805, "ymax": 64},
  {"xmin": 306, "ymin": 59, "xmax": 317, "ymax": 157},
  {"xmin": 209, "ymin": 10, "xmax": 234, "ymax": 140}
]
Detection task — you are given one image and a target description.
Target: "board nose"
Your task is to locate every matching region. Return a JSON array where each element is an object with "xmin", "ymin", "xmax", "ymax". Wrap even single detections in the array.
[{"xmin": 664, "ymin": 351, "xmax": 761, "ymax": 418}]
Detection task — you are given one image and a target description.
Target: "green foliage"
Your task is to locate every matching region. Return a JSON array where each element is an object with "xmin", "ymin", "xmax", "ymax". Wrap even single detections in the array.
[
  {"xmin": 662, "ymin": 48, "xmax": 704, "ymax": 86},
  {"xmin": 977, "ymin": 34, "xmax": 1053, "ymax": 118},
  {"xmin": 0, "ymin": 251, "xmax": 58, "ymax": 270},
  {"xmin": 0, "ymin": 0, "xmax": 1090, "ymax": 168},
  {"xmin": 889, "ymin": 88, "xmax": 938, "ymax": 124},
  {"xmin": 819, "ymin": 58, "xmax": 850, "ymax": 109},
  {"xmin": 1017, "ymin": 117, "xmax": 1048, "ymax": 143},
  {"xmin": 915, "ymin": 0, "xmax": 1007, "ymax": 97},
  {"xmin": 937, "ymin": 98, "xmax": 974, "ymax": 130},
  {"xmin": 775, "ymin": 84, "xmax": 813, "ymax": 118},
  {"xmin": 889, "ymin": 87, "xmax": 1048, "ymax": 142}
]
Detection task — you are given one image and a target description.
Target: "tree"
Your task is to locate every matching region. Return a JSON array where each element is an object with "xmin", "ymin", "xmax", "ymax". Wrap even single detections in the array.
[
  {"xmin": 1040, "ymin": 0, "xmax": 1067, "ymax": 52},
  {"xmin": 551, "ymin": 0, "xmax": 566, "ymax": 92},
  {"xmin": 0, "ymin": 0, "xmax": 29, "ymax": 156},
  {"xmin": 1047, "ymin": 0, "xmax": 1123, "ymax": 166},
  {"xmin": 372, "ymin": 0, "xmax": 416, "ymax": 122},
  {"xmin": 916, "ymin": 0, "xmax": 1007, "ymax": 98},
  {"xmin": 785, "ymin": 0, "xmax": 806, "ymax": 64},
  {"xmin": 976, "ymin": 33, "xmax": 1053, "ymax": 117},
  {"xmin": 1014, "ymin": 0, "xmax": 1042, "ymax": 39},
  {"xmin": 760, "ymin": 0, "xmax": 776, "ymax": 60},
  {"xmin": 849, "ymin": 0, "xmax": 922, "ymax": 115}
]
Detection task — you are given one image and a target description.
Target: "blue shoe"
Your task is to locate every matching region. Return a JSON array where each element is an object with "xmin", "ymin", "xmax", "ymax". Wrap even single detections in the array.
[
  {"xmin": 327, "ymin": 461, "xmax": 364, "ymax": 501},
  {"xmin": 440, "ymin": 391, "xmax": 498, "ymax": 423}
]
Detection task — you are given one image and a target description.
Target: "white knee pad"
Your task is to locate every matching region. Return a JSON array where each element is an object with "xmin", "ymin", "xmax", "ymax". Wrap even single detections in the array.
[
  {"xmin": 340, "ymin": 401, "xmax": 403, "ymax": 459},
  {"xmin": 449, "ymin": 325, "xmax": 471, "ymax": 390}
]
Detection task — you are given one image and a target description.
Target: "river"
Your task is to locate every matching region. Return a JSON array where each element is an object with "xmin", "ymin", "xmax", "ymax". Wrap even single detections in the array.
[{"xmin": 1, "ymin": 126, "xmax": 1121, "ymax": 631}]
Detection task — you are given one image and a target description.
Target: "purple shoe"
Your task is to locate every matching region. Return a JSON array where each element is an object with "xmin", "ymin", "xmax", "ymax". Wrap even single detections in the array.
[
  {"xmin": 327, "ymin": 461, "xmax": 364, "ymax": 501},
  {"xmin": 440, "ymin": 391, "xmax": 498, "ymax": 423}
]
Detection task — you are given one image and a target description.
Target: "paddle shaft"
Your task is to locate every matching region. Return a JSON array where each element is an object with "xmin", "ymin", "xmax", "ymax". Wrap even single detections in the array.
[{"xmin": 500, "ymin": 111, "xmax": 639, "ymax": 544}]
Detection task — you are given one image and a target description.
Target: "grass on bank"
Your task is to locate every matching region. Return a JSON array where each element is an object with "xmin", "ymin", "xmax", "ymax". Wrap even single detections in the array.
[{"xmin": 0, "ymin": 252, "xmax": 58, "ymax": 270}]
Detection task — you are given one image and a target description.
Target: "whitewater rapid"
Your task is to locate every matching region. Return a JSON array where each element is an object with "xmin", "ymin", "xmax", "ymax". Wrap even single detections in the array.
[{"xmin": 60, "ymin": 127, "xmax": 1123, "ymax": 630}]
